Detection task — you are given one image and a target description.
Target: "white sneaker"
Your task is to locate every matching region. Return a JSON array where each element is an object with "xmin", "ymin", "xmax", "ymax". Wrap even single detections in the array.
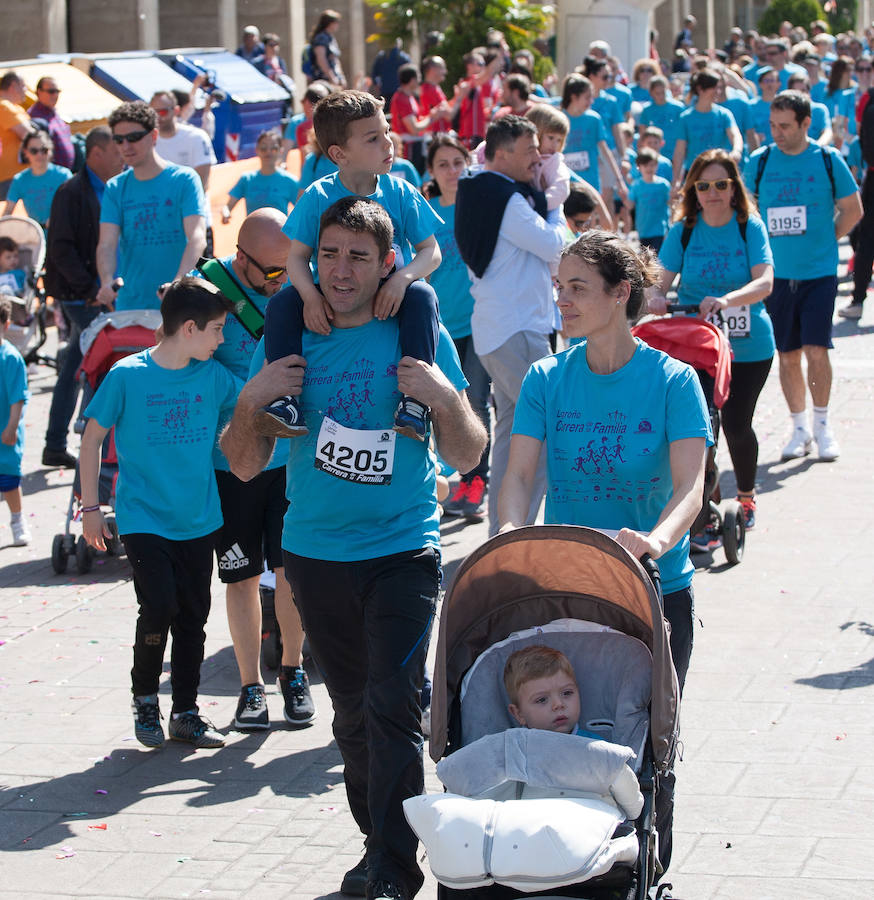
[
  {"xmin": 837, "ymin": 302, "xmax": 863, "ymax": 320},
  {"xmin": 11, "ymin": 519, "xmax": 31, "ymax": 546},
  {"xmin": 815, "ymin": 426, "xmax": 841, "ymax": 461},
  {"xmin": 781, "ymin": 426, "xmax": 813, "ymax": 460}
]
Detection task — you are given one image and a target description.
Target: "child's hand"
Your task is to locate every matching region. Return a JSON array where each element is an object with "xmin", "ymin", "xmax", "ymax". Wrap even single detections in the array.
[
  {"xmin": 373, "ymin": 271, "xmax": 408, "ymax": 320},
  {"xmin": 83, "ymin": 509, "xmax": 113, "ymax": 552},
  {"xmin": 302, "ymin": 295, "xmax": 334, "ymax": 335},
  {"xmin": 1, "ymin": 424, "xmax": 15, "ymax": 446}
]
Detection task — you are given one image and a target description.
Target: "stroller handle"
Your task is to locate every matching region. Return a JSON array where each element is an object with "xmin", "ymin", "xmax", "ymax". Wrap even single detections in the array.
[
  {"xmin": 665, "ymin": 302, "xmax": 700, "ymax": 314},
  {"xmin": 639, "ymin": 553, "xmax": 662, "ymax": 595}
]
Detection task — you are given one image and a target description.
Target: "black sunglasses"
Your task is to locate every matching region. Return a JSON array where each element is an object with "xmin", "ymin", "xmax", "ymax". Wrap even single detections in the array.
[
  {"xmin": 112, "ymin": 130, "xmax": 151, "ymax": 145},
  {"xmin": 237, "ymin": 246, "xmax": 286, "ymax": 281},
  {"xmin": 40, "ymin": 87, "xmax": 61, "ymax": 94},
  {"xmin": 27, "ymin": 146, "xmax": 50, "ymax": 155}
]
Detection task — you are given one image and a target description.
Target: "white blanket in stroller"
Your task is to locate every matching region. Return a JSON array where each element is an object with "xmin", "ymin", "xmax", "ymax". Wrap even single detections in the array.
[{"xmin": 404, "ymin": 729, "xmax": 643, "ymax": 891}]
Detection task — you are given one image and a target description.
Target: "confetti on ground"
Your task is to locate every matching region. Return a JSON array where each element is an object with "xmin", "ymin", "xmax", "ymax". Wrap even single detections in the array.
[
  {"xmin": 56, "ymin": 847, "xmax": 76, "ymax": 859},
  {"xmin": 319, "ymin": 806, "xmax": 338, "ymax": 814},
  {"xmin": 150, "ymin": 831, "xmax": 162, "ymax": 837},
  {"xmin": 836, "ymin": 733, "xmax": 847, "ymax": 741},
  {"xmin": 177, "ymin": 856, "xmax": 191, "ymax": 863},
  {"xmin": 94, "ymin": 789, "xmax": 107, "ymax": 795},
  {"xmin": 88, "ymin": 823, "xmax": 107, "ymax": 830},
  {"xmin": 63, "ymin": 812, "xmax": 88, "ymax": 817}
]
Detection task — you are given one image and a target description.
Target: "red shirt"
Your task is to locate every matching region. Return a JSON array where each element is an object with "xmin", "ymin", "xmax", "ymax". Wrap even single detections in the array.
[
  {"xmin": 390, "ymin": 90, "xmax": 423, "ymax": 159},
  {"xmin": 420, "ymin": 82, "xmax": 448, "ymax": 133},
  {"xmin": 458, "ymin": 77, "xmax": 488, "ymax": 146}
]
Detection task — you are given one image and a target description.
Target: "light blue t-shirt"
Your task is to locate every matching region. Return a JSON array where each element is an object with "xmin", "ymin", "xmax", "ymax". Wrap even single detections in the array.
[
  {"xmin": 511, "ymin": 340, "xmax": 713, "ymax": 594},
  {"xmin": 0, "ymin": 340, "xmax": 27, "ymax": 476},
  {"xmin": 428, "ymin": 198, "xmax": 474, "ymax": 339},
  {"xmin": 84, "ymin": 348, "xmax": 239, "ymax": 539},
  {"xmin": 390, "ymin": 158, "xmax": 422, "ymax": 188},
  {"xmin": 847, "ymin": 135, "xmax": 866, "ymax": 180},
  {"xmin": 823, "ymin": 88, "xmax": 857, "ymax": 135},
  {"xmin": 625, "ymin": 150, "xmax": 672, "ymax": 182},
  {"xmin": 229, "ymin": 169, "xmax": 299, "ymax": 214},
  {"xmin": 629, "ymin": 177, "xmax": 671, "ymax": 238},
  {"xmin": 592, "ymin": 93, "xmax": 621, "ymax": 150},
  {"xmin": 659, "ymin": 213, "xmax": 776, "ymax": 363},
  {"xmin": 810, "ymin": 81, "xmax": 827, "ymax": 104},
  {"xmin": 282, "ymin": 318, "xmax": 466, "ymax": 561},
  {"xmin": 677, "ymin": 105, "xmax": 737, "ymax": 163},
  {"xmin": 639, "ymin": 99, "xmax": 686, "ymax": 158},
  {"xmin": 298, "ymin": 152, "xmax": 338, "ymax": 191},
  {"xmin": 749, "ymin": 98, "xmax": 772, "ymax": 143},
  {"xmin": 8, "ymin": 164, "xmax": 71, "ymax": 225},
  {"xmin": 0, "ymin": 269, "xmax": 25, "ymax": 296},
  {"xmin": 564, "ymin": 109, "xmax": 608, "ymax": 190},
  {"xmin": 283, "ymin": 171, "xmax": 443, "ymax": 273},
  {"xmin": 630, "ymin": 84, "xmax": 651, "ymax": 106},
  {"xmin": 808, "ymin": 101, "xmax": 832, "ymax": 142},
  {"xmin": 606, "ymin": 83, "xmax": 632, "ymax": 120},
  {"xmin": 101, "ymin": 164, "xmax": 206, "ymax": 311},
  {"xmin": 743, "ymin": 141, "xmax": 857, "ymax": 279}
]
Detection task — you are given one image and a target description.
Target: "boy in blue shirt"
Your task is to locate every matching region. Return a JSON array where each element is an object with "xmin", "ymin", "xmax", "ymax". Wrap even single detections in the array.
[
  {"xmin": 0, "ymin": 237, "xmax": 26, "ymax": 297},
  {"xmin": 221, "ymin": 129, "xmax": 299, "ymax": 223},
  {"xmin": 626, "ymin": 148, "xmax": 672, "ymax": 251},
  {"xmin": 81, "ymin": 278, "xmax": 239, "ymax": 749},
  {"xmin": 259, "ymin": 90, "xmax": 443, "ymax": 441},
  {"xmin": 0, "ymin": 298, "xmax": 30, "ymax": 546}
]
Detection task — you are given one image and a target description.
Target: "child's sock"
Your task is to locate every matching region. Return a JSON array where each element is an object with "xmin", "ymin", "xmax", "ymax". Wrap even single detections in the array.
[
  {"xmin": 812, "ymin": 406, "xmax": 829, "ymax": 434},
  {"xmin": 10, "ymin": 511, "xmax": 22, "ymax": 525},
  {"xmin": 791, "ymin": 409, "xmax": 809, "ymax": 433}
]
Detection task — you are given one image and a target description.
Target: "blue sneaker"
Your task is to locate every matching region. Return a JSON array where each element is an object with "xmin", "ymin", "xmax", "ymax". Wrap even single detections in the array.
[
  {"xmin": 169, "ymin": 710, "xmax": 225, "ymax": 748},
  {"xmin": 393, "ymin": 397, "xmax": 430, "ymax": 441},
  {"xmin": 255, "ymin": 395, "xmax": 308, "ymax": 438},
  {"xmin": 132, "ymin": 694, "xmax": 164, "ymax": 748},
  {"xmin": 278, "ymin": 666, "xmax": 317, "ymax": 727}
]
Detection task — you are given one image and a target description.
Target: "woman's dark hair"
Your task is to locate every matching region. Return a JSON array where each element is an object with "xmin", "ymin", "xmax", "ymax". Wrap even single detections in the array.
[
  {"xmin": 581, "ymin": 56, "xmax": 607, "ymax": 79},
  {"xmin": 310, "ymin": 9, "xmax": 341, "ymax": 44},
  {"xmin": 827, "ymin": 55, "xmax": 853, "ymax": 94},
  {"xmin": 689, "ymin": 68, "xmax": 719, "ymax": 96},
  {"xmin": 423, "ymin": 134, "xmax": 470, "ymax": 199},
  {"xmin": 561, "ymin": 74, "xmax": 591, "ymax": 109},
  {"xmin": 676, "ymin": 148, "xmax": 756, "ymax": 226},
  {"xmin": 561, "ymin": 230, "xmax": 662, "ymax": 322}
]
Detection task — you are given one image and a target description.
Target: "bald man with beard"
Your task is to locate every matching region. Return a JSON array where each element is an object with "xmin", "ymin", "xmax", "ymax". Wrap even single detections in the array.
[{"xmin": 198, "ymin": 208, "xmax": 316, "ymax": 731}]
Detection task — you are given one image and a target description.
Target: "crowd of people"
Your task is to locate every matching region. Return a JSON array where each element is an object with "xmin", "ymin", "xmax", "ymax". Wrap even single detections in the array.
[{"xmin": 0, "ymin": 13, "xmax": 870, "ymax": 900}]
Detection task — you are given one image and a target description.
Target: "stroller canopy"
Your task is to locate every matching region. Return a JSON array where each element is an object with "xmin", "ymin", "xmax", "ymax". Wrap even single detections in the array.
[{"xmin": 431, "ymin": 526, "xmax": 680, "ymax": 771}]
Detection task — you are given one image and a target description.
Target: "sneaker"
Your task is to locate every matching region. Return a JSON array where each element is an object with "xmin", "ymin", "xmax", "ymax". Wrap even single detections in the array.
[
  {"xmin": 168, "ymin": 710, "xmax": 225, "ymax": 748},
  {"xmin": 815, "ymin": 426, "xmax": 841, "ymax": 461},
  {"xmin": 781, "ymin": 426, "xmax": 813, "ymax": 460},
  {"xmin": 277, "ymin": 666, "xmax": 317, "ymax": 727},
  {"xmin": 393, "ymin": 396, "xmax": 430, "ymax": 441},
  {"xmin": 689, "ymin": 531, "xmax": 710, "ymax": 553},
  {"xmin": 838, "ymin": 301, "xmax": 863, "ymax": 320},
  {"xmin": 254, "ymin": 395, "xmax": 308, "ymax": 438},
  {"xmin": 442, "ymin": 480, "xmax": 469, "ymax": 517},
  {"xmin": 738, "ymin": 496, "xmax": 756, "ymax": 530},
  {"xmin": 11, "ymin": 518, "xmax": 31, "ymax": 546},
  {"xmin": 340, "ymin": 857, "xmax": 368, "ymax": 896},
  {"xmin": 461, "ymin": 475, "xmax": 486, "ymax": 521},
  {"xmin": 234, "ymin": 683, "xmax": 269, "ymax": 730},
  {"xmin": 367, "ymin": 881, "xmax": 406, "ymax": 900},
  {"xmin": 42, "ymin": 447, "xmax": 77, "ymax": 468},
  {"xmin": 132, "ymin": 695, "xmax": 164, "ymax": 748},
  {"xmin": 690, "ymin": 522, "xmax": 721, "ymax": 552}
]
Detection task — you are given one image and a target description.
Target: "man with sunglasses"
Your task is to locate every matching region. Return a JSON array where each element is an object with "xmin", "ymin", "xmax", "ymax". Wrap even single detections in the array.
[
  {"xmin": 29, "ymin": 76, "xmax": 75, "ymax": 171},
  {"xmin": 96, "ymin": 101, "xmax": 206, "ymax": 311},
  {"xmin": 195, "ymin": 208, "xmax": 316, "ymax": 731}
]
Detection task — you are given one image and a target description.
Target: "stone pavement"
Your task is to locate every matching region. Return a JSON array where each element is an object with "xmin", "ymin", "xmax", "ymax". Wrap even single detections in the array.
[{"xmin": 1, "ymin": 282, "xmax": 873, "ymax": 899}]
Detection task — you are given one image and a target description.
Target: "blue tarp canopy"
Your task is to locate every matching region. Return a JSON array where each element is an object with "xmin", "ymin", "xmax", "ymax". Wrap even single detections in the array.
[
  {"xmin": 86, "ymin": 53, "xmax": 195, "ymax": 103},
  {"xmin": 160, "ymin": 49, "xmax": 290, "ymax": 104}
]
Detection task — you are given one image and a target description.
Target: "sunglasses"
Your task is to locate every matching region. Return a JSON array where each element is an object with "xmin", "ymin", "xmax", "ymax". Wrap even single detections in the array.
[
  {"xmin": 857, "ymin": 67, "xmax": 872, "ymax": 72},
  {"xmin": 112, "ymin": 130, "xmax": 151, "ymax": 145},
  {"xmin": 27, "ymin": 146, "xmax": 50, "ymax": 155},
  {"xmin": 694, "ymin": 179, "xmax": 732, "ymax": 193},
  {"xmin": 237, "ymin": 246, "xmax": 286, "ymax": 281},
  {"xmin": 40, "ymin": 87, "xmax": 61, "ymax": 94}
]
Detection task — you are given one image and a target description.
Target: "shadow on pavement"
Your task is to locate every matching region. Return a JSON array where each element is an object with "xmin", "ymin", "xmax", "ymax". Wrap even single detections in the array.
[
  {"xmin": 755, "ymin": 456, "xmax": 817, "ymax": 495},
  {"xmin": 0, "ymin": 553, "xmax": 129, "ymax": 589}
]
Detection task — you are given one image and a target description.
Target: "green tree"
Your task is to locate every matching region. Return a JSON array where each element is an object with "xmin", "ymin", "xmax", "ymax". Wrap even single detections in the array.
[{"xmin": 757, "ymin": 0, "xmax": 828, "ymax": 37}]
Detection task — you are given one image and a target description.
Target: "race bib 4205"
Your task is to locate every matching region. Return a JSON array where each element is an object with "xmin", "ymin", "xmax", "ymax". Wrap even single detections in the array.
[{"xmin": 315, "ymin": 416, "xmax": 396, "ymax": 485}]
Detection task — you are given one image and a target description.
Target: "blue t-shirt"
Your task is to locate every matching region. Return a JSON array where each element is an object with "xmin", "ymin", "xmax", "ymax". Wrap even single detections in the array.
[
  {"xmin": 846, "ymin": 135, "xmax": 866, "ymax": 180},
  {"xmin": 563, "ymin": 109, "xmax": 608, "ymax": 189},
  {"xmin": 808, "ymin": 101, "xmax": 832, "ymax": 142},
  {"xmin": 0, "ymin": 340, "xmax": 27, "ymax": 476},
  {"xmin": 429, "ymin": 198, "xmax": 475, "ymax": 339},
  {"xmin": 810, "ymin": 81, "xmax": 827, "ymax": 104},
  {"xmin": 229, "ymin": 169, "xmax": 299, "ymax": 214},
  {"xmin": 84, "ymin": 348, "xmax": 239, "ymax": 539},
  {"xmin": 748, "ymin": 98, "xmax": 772, "ymax": 143},
  {"xmin": 629, "ymin": 177, "xmax": 671, "ymax": 238},
  {"xmin": 282, "ymin": 317, "xmax": 466, "ymax": 561},
  {"xmin": 512, "ymin": 340, "xmax": 713, "ymax": 594},
  {"xmin": 298, "ymin": 152, "xmax": 338, "ymax": 191},
  {"xmin": 743, "ymin": 141, "xmax": 857, "ymax": 279},
  {"xmin": 0, "ymin": 269, "xmax": 25, "ymax": 296},
  {"xmin": 630, "ymin": 84, "xmax": 651, "ymax": 106},
  {"xmin": 8, "ymin": 164, "xmax": 71, "ymax": 225},
  {"xmin": 284, "ymin": 171, "xmax": 443, "ymax": 273},
  {"xmin": 283, "ymin": 112, "xmax": 306, "ymax": 146},
  {"xmin": 390, "ymin": 159, "xmax": 422, "ymax": 188},
  {"xmin": 592, "ymin": 93, "xmax": 621, "ymax": 150},
  {"xmin": 101, "ymin": 165, "xmax": 206, "ymax": 311},
  {"xmin": 677, "ymin": 105, "xmax": 737, "ymax": 163},
  {"xmin": 659, "ymin": 214, "xmax": 776, "ymax": 362},
  {"xmin": 606, "ymin": 83, "xmax": 632, "ymax": 119},
  {"xmin": 639, "ymin": 99, "xmax": 686, "ymax": 158},
  {"xmin": 823, "ymin": 88, "xmax": 857, "ymax": 135}
]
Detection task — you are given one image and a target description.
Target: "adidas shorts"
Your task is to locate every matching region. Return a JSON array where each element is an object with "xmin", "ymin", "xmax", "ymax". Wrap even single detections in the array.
[{"xmin": 215, "ymin": 466, "xmax": 288, "ymax": 583}]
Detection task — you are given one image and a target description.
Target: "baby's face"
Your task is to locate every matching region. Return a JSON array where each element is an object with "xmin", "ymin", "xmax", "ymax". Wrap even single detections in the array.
[
  {"xmin": 0, "ymin": 250, "xmax": 18, "ymax": 272},
  {"xmin": 509, "ymin": 671, "xmax": 581, "ymax": 734},
  {"xmin": 539, "ymin": 132, "xmax": 564, "ymax": 156}
]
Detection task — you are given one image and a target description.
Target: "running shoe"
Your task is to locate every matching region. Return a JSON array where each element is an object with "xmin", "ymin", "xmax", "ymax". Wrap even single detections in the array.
[
  {"xmin": 815, "ymin": 425, "xmax": 841, "ymax": 462},
  {"xmin": 690, "ymin": 523, "xmax": 722, "ymax": 552},
  {"xmin": 42, "ymin": 447, "xmax": 77, "ymax": 468},
  {"xmin": 11, "ymin": 518, "xmax": 32, "ymax": 546},
  {"xmin": 168, "ymin": 710, "xmax": 225, "ymax": 748},
  {"xmin": 277, "ymin": 666, "xmax": 317, "ymax": 727},
  {"xmin": 132, "ymin": 694, "xmax": 164, "ymax": 748},
  {"xmin": 442, "ymin": 480, "xmax": 469, "ymax": 517},
  {"xmin": 367, "ymin": 880, "xmax": 406, "ymax": 900},
  {"xmin": 781, "ymin": 426, "xmax": 813, "ymax": 460},
  {"xmin": 738, "ymin": 496, "xmax": 756, "ymax": 530},
  {"xmin": 838, "ymin": 301, "xmax": 863, "ymax": 320},
  {"xmin": 393, "ymin": 397, "xmax": 430, "ymax": 441},
  {"xmin": 234, "ymin": 683, "xmax": 269, "ymax": 730},
  {"xmin": 461, "ymin": 475, "xmax": 486, "ymax": 521},
  {"xmin": 254, "ymin": 395, "xmax": 308, "ymax": 438},
  {"xmin": 341, "ymin": 857, "xmax": 368, "ymax": 896}
]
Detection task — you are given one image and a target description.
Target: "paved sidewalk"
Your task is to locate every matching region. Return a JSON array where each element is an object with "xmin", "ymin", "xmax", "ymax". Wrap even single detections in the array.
[{"xmin": 1, "ymin": 286, "xmax": 873, "ymax": 898}]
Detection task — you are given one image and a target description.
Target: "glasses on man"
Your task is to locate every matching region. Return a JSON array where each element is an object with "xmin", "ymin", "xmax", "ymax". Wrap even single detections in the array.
[
  {"xmin": 237, "ymin": 246, "xmax": 287, "ymax": 281},
  {"xmin": 40, "ymin": 87, "xmax": 61, "ymax": 95},
  {"xmin": 694, "ymin": 179, "xmax": 732, "ymax": 193},
  {"xmin": 27, "ymin": 146, "xmax": 50, "ymax": 155},
  {"xmin": 112, "ymin": 130, "xmax": 151, "ymax": 145},
  {"xmin": 857, "ymin": 66, "xmax": 872, "ymax": 73}
]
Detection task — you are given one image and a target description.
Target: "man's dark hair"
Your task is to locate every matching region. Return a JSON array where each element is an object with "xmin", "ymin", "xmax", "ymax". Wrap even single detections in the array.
[
  {"xmin": 0, "ymin": 71, "xmax": 22, "ymax": 92},
  {"xmin": 85, "ymin": 125, "xmax": 113, "ymax": 157},
  {"xmin": 563, "ymin": 183, "xmax": 597, "ymax": 218},
  {"xmin": 772, "ymin": 90, "xmax": 811, "ymax": 125},
  {"xmin": 35, "ymin": 76, "xmax": 56, "ymax": 92},
  {"xmin": 484, "ymin": 115, "xmax": 536, "ymax": 161},
  {"xmin": 318, "ymin": 196, "xmax": 394, "ymax": 261},
  {"xmin": 312, "ymin": 90, "xmax": 384, "ymax": 156},
  {"xmin": 636, "ymin": 147, "xmax": 659, "ymax": 167},
  {"xmin": 160, "ymin": 277, "xmax": 234, "ymax": 336},
  {"xmin": 504, "ymin": 73, "xmax": 530, "ymax": 101},
  {"xmin": 397, "ymin": 64, "xmax": 418, "ymax": 86},
  {"xmin": 109, "ymin": 101, "xmax": 158, "ymax": 132}
]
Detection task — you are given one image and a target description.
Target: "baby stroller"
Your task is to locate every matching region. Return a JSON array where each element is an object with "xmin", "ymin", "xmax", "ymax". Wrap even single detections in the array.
[
  {"xmin": 0, "ymin": 215, "xmax": 53, "ymax": 368},
  {"xmin": 412, "ymin": 526, "xmax": 680, "ymax": 900},
  {"xmin": 51, "ymin": 310, "xmax": 159, "ymax": 575},
  {"xmin": 632, "ymin": 311, "xmax": 744, "ymax": 565}
]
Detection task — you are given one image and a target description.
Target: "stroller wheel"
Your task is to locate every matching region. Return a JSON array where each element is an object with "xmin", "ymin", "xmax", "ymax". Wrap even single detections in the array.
[
  {"xmin": 51, "ymin": 534, "xmax": 69, "ymax": 574},
  {"xmin": 75, "ymin": 535, "xmax": 94, "ymax": 574},
  {"xmin": 722, "ymin": 500, "xmax": 745, "ymax": 565}
]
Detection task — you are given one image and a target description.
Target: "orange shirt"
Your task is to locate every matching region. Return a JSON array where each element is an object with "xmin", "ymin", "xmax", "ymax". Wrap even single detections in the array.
[{"xmin": 0, "ymin": 100, "xmax": 29, "ymax": 182}]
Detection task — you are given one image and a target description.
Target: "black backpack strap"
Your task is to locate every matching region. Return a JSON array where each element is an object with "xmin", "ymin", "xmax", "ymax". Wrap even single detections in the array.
[
  {"xmin": 821, "ymin": 145, "xmax": 836, "ymax": 199},
  {"xmin": 753, "ymin": 143, "xmax": 772, "ymax": 198},
  {"xmin": 680, "ymin": 224, "xmax": 693, "ymax": 251}
]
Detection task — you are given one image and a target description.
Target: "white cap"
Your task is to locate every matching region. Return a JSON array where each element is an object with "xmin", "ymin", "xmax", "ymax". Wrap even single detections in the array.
[{"xmin": 243, "ymin": 25, "xmax": 260, "ymax": 37}]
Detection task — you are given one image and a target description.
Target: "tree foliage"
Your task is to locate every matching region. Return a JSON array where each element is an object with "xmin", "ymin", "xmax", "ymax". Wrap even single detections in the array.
[{"xmin": 757, "ymin": 0, "xmax": 828, "ymax": 37}]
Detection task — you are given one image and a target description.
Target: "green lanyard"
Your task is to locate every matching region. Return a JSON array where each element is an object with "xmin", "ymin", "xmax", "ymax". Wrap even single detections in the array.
[{"xmin": 196, "ymin": 257, "xmax": 265, "ymax": 341}]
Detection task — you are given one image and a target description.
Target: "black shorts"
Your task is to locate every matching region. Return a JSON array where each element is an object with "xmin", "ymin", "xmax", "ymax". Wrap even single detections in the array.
[
  {"xmin": 765, "ymin": 275, "xmax": 837, "ymax": 352},
  {"xmin": 215, "ymin": 466, "xmax": 288, "ymax": 583}
]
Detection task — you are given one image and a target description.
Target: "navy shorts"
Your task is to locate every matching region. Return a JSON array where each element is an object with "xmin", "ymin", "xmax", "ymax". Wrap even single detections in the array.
[
  {"xmin": 0, "ymin": 473, "xmax": 21, "ymax": 491},
  {"xmin": 765, "ymin": 275, "xmax": 838, "ymax": 352},
  {"xmin": 215, "ymin": 466, "xmax": 288, "ymax": 583}
]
